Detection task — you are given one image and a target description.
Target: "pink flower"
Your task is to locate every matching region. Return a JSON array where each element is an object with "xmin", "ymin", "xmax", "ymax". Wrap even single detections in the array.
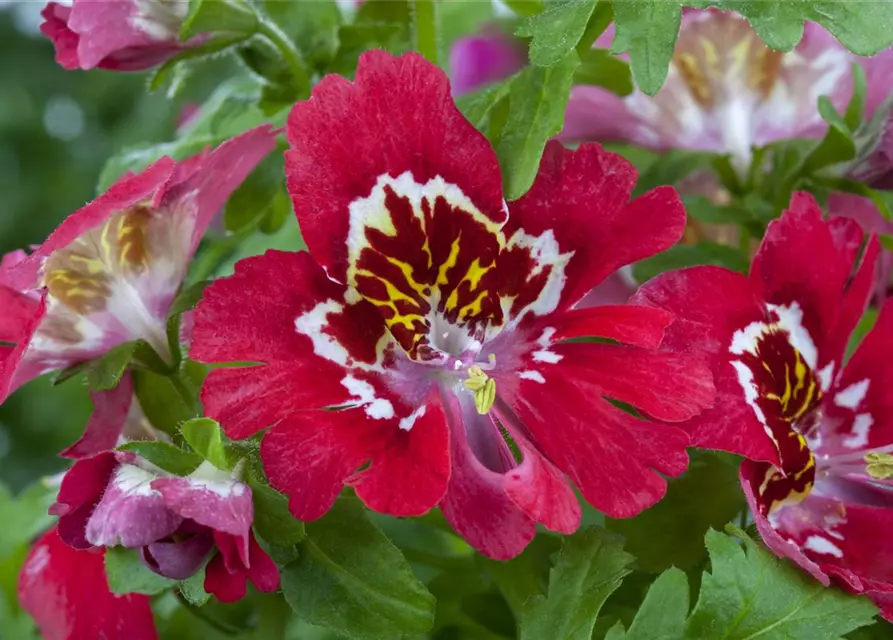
[
  {"xmin": 50, "ymin": 452, "xmax": 280, "ymax": 599},
  {"xmin": 0, "ymin": 126, "xmax": 275, "ymax": 410},
  {"xmin": 635, "ymin": 193, "xmax": 893, "ymax": 618},
  {"xmin": 190, "ymin": 51, "xmax": 715, "ymax": 559},
  {"xmin": 449, "ymin": 26, "xmax": 527, "ymax": 96},
  {"xmin": 41, "ymin": 0, "xmax": 198, "ymax": 72},
  {"xmin": 19, "ymin": 527, "xmax": 158, "ymax": 640}
]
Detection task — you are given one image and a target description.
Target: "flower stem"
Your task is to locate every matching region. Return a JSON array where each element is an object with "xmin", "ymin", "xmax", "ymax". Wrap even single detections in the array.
[
  {"xmin": 255, "ymin": 15, "xmax": 309, "ymax": 96},
  {"xmin": 174, "ymin": 591, "xmax": 243, "ymax": 636},
  {"xmin": 410, "ymin": 0, "xmax": 440, "ymax": 65}
]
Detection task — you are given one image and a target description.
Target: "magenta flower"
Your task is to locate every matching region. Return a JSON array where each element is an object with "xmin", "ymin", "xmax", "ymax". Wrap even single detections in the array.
[
  {"xmin": 189, "ymin": 50, "xmax": 715, "ymax": 559},
  {"xmin": 0, "ymin": 126, "xmax": 275, "ymax": 414},
  {"xmin": 41, "ymin": 0, "xmax": 200, "ymax": 72},
  {"xmin": 635, "ymin": 193, "xmax": 893, "ymax": 619},
  {"xmin": 19, "ymin": 527, "xmax": 158, "ymax": 640},
  {"xmin": 50, "ymin": 452, "xmax": 280, "ymax": 601}
]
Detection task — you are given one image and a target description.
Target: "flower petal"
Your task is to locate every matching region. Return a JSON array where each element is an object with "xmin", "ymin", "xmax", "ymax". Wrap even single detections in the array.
[
  {"xmin": 285, "ymin": 50, "xmax": 505, "ymax": 285},
  {"xmin": 40, "ymin": 4, "xmax": 81, "ymax": 70},
  {"xmin": 61, "ymin": 374, "xmax": 134, "ymax": 459},
  {"xmin": 543, "ymin": 305, "xmax": 673, "ymax": 349},
  {"xmin": 85, "ymin": 463, "xmax": 182, "ymax": 548},
  {"xmin": 205, "ymin": 549, "xmax": 247, "ymax": 603},
  {"xmin": 633, "ymin": 265, "xmax": 779, "ymax": 463},
  {"xmin": 504, "ymin": 141, "xmax": 685, "ymax": 310},
  {"xmin": 512, "ymin": 374, "xmax": 690, "ymax": 517},
  {"xmin": 142, "ymin": 527, "xmax": 214, "ymax": 580},
  {"xmin": 246, "ymin": 533, "xmax": 280, "ymax": 593},
  {"xmin": 51, "ymin": 452, "xmax": 118, "ymax": 550},
  {"xmin": 449, "ymin": 29, "xmax": 526, "ymax": 96},
  {"xmin": 18, "ymin": 527, "xmax": 158, "ymax": 640}
]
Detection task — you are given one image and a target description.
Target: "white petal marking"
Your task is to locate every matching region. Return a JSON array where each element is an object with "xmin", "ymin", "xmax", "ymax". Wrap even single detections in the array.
[
  {"xmin": 804, "ymin": 535, "xmax": 843, "ymax": 558},
  {"xmin": 399, "ymin": 405, "xmax": 427, "ymax": 432},
  {"xmin": 341, "ymin": 375, "xmax": 395, "ymax": 421},
  {"xmin": 520, "ymin": 370, "xmax": 546, "ymax": 384},
  {"xmin": 842, "ymin": 414, "xmax": 873, "ymax": 450},
  {"xmin": 834, "ymin": 379, "xmax": 869, "ymax": 410}
]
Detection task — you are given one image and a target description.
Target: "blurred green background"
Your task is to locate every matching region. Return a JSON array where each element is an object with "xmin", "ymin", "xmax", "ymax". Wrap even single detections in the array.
[{"xmin": 0, "ymin": 3, "xmax": 224, "ymax": 491}]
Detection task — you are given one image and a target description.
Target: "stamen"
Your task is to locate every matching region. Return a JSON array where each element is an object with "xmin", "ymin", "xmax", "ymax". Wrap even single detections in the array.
[
  {"xmin": 463, "ymin": 365, "xmax": 496, "ymax": 414},
  {"xmin": 865, "ymin": 452, "xmax": 893, "ymax": 480}
]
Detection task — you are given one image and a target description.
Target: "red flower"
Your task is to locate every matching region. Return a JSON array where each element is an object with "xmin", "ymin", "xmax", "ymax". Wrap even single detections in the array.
[
  {"xmin": 190, "ymin": 51, "xmax": 714, "ymax": 559},
  {"xmin": 635, "ymin": 192, "xmax": 893, "ymax": 618},
  {"xmin": 41, "ymin": 0, "xmax": 195, "ymax": 72},
  {"xmin": 0, "ymin": 126, "xmax": 275, "ymax": 440},
  {"xmin": 19, "ymin": 527, "xmax": 158, "ymax": 640}
]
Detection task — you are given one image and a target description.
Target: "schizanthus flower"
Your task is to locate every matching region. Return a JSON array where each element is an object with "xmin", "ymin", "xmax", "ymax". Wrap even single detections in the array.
[
  {"xmin": 190, "ymin": 50, "xmax": 714, "ymax": 559},
  {"xmin": 0, "ymin": 126, "xmax": 274, "ymax": 455},
  {"xmin": 41, "ymin": 0, "xmax": 198, "ymax": 71},
  {"xmin": 636, "ymin": 193, "xmax": 893, "ymax": 618},
  {"xmin": 51, "ymin": 452, "xmax": 279, "ymax": 602}
]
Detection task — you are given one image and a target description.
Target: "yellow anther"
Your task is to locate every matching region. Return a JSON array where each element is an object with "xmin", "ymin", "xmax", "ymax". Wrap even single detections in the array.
[
  {"xmin": 865, "ymin": 452, "xmax": 893, "ymax": 480},
  {"xmin": 463, "ymin": 365, "xmax": 496, "ymax": 414}
]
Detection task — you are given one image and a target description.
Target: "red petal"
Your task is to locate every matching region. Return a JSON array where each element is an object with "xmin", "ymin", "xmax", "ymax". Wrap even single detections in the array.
[
  {"xmin": 285, "ymin": 50, "xmax": 504, "ymax": 284},
  {"xmin": 633, "ymin": 265, "xmax": 779, "ymax": 463},
  {"xmin": 505, "ymin": 141, "xmax": 685, "ymax": 310},
  {"xmin": 204, "ymin": 552, "xmax": 247, "ymax": 604},
  {"xmin": 52, "ymin": 452, "xmax": 118, "ymax": 550},
  {"xmin": 61, "ymin": 374, "xmax": 133, "ymax": 459},
  {"xmin": 18, "ymin": 527, "xmax": 158, "ymax": 640},
  {"xmin": 40, "ymin": 4, "xmax": 81, "ymax": 70},
  {"xmin": 513, "ymin": 375, "xmax": 690, "ymax": 517},
  {"xmin": 552, "ymin": 342, "xmax": 715, "ymax": 422},
  {"xmin": 543, "ymin": 304, "xmax": 673, "ymax": 348},
  {"xmin": 247, "ymin": 533, "xmax": 280, "ymax": 593}
]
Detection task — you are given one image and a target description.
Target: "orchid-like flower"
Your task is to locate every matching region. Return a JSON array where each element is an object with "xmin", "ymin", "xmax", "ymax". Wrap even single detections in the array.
[
  {"xmin": 0, "ymin": 126, "xmax": 275, "ymax": 455},
  {"xmin": 189, "ymin": 50, "xmax": 715, "ymax": 559},
  {"xmin": 51, "ymin": 452, "xmax": 279, "ymax": 602},
  {"xmin": 41, "ymin": 0, "xmax": 200, "ymax": 72},
  {"xmin": 19, "ymin": 527, "xmax": 158, "ymax": 640},
  {"xmin": 635, "ymin": 193, "xmax": 893, "ymax": 618}
]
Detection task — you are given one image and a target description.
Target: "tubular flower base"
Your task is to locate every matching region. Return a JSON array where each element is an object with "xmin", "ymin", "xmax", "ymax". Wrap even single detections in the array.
[
  {"xmin": 636, "ymin": 192, "xmax": 893, "ymax": 618},
  {"xmin": 18, "ymin": 527, "xmax": 158, "ymax": 640},
  {"xmin": 190, "ymin": 50, "xmax": 715, "ymax": 559},
  {"xmin": 0, "ymin": 125, "xmax": 275, "ymax": 411},
  {"xmin": 41, "ymin": 0, "xmax": 192, "ymax": 71}
]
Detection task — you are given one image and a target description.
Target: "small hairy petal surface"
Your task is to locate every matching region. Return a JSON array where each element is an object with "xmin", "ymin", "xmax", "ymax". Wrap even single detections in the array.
[
  {"xmin": 285, "ymin": 50, "xmax": 505, "ymax": 284},
  {"xmin": 61, "ymin": 374, "xmax": 133, "ymax": 459},
  {"xmin": 19, "ymin": 527, "xmax": 157, "ymax": 640},
  {"xmin": 504, "ymin": 141, "xmax": 686, "ymax": 310},
  {"xmin": 633, "ymin": 265, "xmax": 778, "ymax": 463},
  {"xmin": 513, "ymin": 375, "xmax": 689, "ymax": 518}
]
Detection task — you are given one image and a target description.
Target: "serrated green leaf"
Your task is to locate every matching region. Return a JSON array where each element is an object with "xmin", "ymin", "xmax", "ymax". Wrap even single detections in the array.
[
  {"xmin": 263, "ymin": 0, "xmax": 342, "ymax": 72},
  {"xmin": 612, "ymin": 0, "xmax": 683, "ymax": 96},
  {"xmin": 496, "ymin": 52, "xmax": 579, "ymax": 200},
  {"xmin": 105, "ymin": 547, "xmax": 176, "ymax": 596},
  {"xmin": 482, "ymin": 535, "xmax": 561, "ymax": 616},
  {"xmin": 280, "ymin": 498, "xmax": 435, "ymax": 639},
  {"xmin": 634, "ymin": 242, "xmax": 749, "ymax": 283},
  {"xmin": 132, "ymin": 369, "xmax": 197, "ymax": 435},
  {"xmin": 118, "ymin": 441, "xmax": 203, "ymax": 475},
  {"xmin": 148, "ymin": 34, "xmax": 247, "ymax": 94},
  {"xmin": 223, "ymin": 153, "xmax": 286, "ymax": 233},
  {"xmin": 605, "ymin": 568, "xmax": 690, "ymax": 640},
  {"xmin": 684, "ymin": 529, "xmax": 878, "ymax": 639},
  {"xmin": 83, "ymin": 342, "xmax": 138, "ymax": 391},
  {"xmin": 249, "ymin": 480, "xmax": 306, "ymax": 548},
  {"xmin": 181, "ymin": 0, "xmax": 258, "ymax": 41},
  {"xmin": 711, "ymin": 0, "xmax": 893, "ymax": 56},
  {"xmin": 518, "ymin": 527, "xmax": 634, "ymax": 640},
  {"xmin": 608, "ymin": 453, "xmax": 744, "ymax": 573},
  {"xmin": 180, "ymin": 418, "xmax": 229, "ymax": 470},
  {"xmin": 515, "ymin": 0, "xmax": 597, "ymax": 67},
  {"xmin": 574, "ymin": 48, "xmax": 633, "ymax": 96}
]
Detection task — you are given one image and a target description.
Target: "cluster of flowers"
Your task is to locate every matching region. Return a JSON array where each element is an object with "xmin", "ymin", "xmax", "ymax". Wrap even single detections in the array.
[{"xmin": 6, "ymin": 1, "xmax": 893, "ymax": 637}]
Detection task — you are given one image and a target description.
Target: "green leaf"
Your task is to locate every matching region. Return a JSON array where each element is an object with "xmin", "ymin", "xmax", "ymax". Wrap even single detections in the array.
[
  {"xmin": 605, "ymin": 568, "xmax": 690, "ymax": 640},
  {"xmin": 633, "ymin": 149, "xmax": 715, "ymax": 197},
  {"xmin": 410, "ymin": 0, "xmax": 440, "ymax": 64},
  {"xmin": 845, "ymin": 62, "xmax": 867, "ymax": 131},
  {"xmin": 223, "ymin": 153, "xmax": 287, "ymax": 233},
  {"xmin": 262, "ymin": 0, "xmax": 342, "ymax": 72},
  {"xmin": 105, "ymin": 547, "xmax": 176, "ymax": 596},
  {"xmin": 515, "ymin": 0, "xmax": 598, "ymax": 67},
  {"xmin": 634, "ymin": 242, "xmax": 749, "ymax": 283},
  {"xmin": 456, "ymin": 80, "xmax": 513, "ymax": 133},
  {"xmin": 180, "ymin": 418, "xmax": 229, "ymax": 470},
  {"xmin": 148, "ymin": 34, "xmax": 247, "ymax": 94},
  {"xmin": 608, "ymin": 453, "xmax": 744, "ymax": 573},
  {"xmin": 612, "ymin": 0, "xmax": 683, "ymax": 96},
  {"xmin": 517, "ymin": 527, "xmax": 634, "ymax": 640},
  {"xmin": 181, "ymin": 0, "xmax": 258, "ymax": 40},
  {"xmin": 711, "ymin": 0, "xmax": 893, "ymax": 56},
  {"xmin": 85, "ymin": 342, "xmax": 138, "ymax": 391},
  {"xmin": 800, "ymin": 96, "xmax": 856, "ymax": 175},
  {"xmin": 280, "ymin": 497, "xmax": 435, "ymax": 639},
  {"xmin": 169, "ymin": 280, "xmax": 211, "ymax": 317},
  {"xmin": 118, "ymin": 441, "xmax": 203, "ymax": 475},
  {"xmin": 574, "ymin": 48, "xmax": 633, "ymax": 96},
  {"xmin": 132, "ymin": 369, "xmax": 197, "ymax": 435},
  {"xmin": 178, "ymin": 569, "xmax": 211, "ymax": 607},
  {"xmin": 684, "ymin": 528, "xmax": 878, "ymax": 639},
  {"xmin": 483, "ymin": 535, "xmax": 561, "ymax": 617},
  {"xmin": 847, "ymin": 306, "xmax": 878, "ymax": 360},
  {"xmin": 496, "ymin": 52, "xmax": 579, "ymax": 200},
  {"xmin": 0, "ymin": 481, "xmax": 55, "ymax": 559},
  {"xmin": 249, "ymin": 480, "xmax": 306, "ymax": 548}
]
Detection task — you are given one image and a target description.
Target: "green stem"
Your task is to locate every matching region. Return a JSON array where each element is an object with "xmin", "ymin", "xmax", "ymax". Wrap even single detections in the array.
[
  {"xmin": 256, "ymin": 16, "xmax": 309, "ymax": 95},
  {"xmin": 174, "ymin": 592, "xmax": 243, "ymax": 636},
  {"xmin": 411, "ymin": 0, "xmax": 440, "ymax": 65}
]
